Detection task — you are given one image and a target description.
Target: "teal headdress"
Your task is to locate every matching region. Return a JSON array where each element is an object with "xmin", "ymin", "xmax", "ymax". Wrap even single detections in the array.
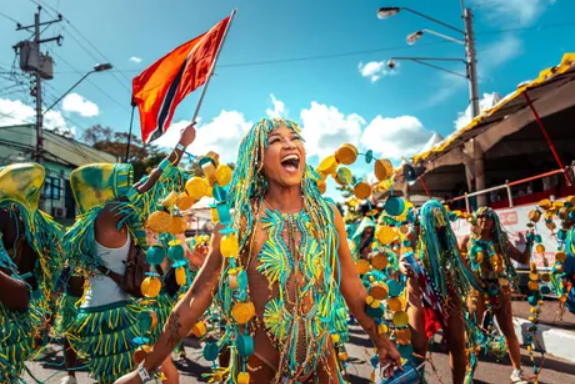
[{"xmin": 0, "ymin": 162, "xmax": 63, "ymax": 300}]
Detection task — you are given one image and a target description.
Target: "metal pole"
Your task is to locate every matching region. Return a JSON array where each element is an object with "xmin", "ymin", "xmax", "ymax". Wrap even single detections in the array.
[
  {"xmin": 34, "ymin": 11, "xmax": 43, "ymax": 164},
  {"xmin": 523, "ymin": 91, "xmax": 573, "ymax": 185},
  {"xmin": 125, "ymin": 106, "xmax": 136, "ymax": 163},
  {"xmin": 464, "ymin": 8, "xmax": 486, "ymax": 207},
  {"xmin": 191, "ymin": 9, "xmax": 237, "ymax": 124},
  {"xmin": 505, "ymin": 180, "xmax": 514, "ymax": 208},
  {"xmin": 43, "ymin": 71, "xmax": 92, "ymax": 114}
]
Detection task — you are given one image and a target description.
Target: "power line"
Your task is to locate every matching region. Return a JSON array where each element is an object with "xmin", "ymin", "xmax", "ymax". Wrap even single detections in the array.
[
  {"xmin": 28, "ymin": 0, "xmax": 132, "ymax": 93},
  {"xmin": 50, "ymin": 49, "xmax": 131, "ymax": 112},
  {"xmin": 0, "ymin": 10, "xmax": 21, "ymax": 25}
]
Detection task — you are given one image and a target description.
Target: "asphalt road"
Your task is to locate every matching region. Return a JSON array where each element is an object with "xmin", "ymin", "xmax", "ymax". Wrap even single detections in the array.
[{"xmin": 22, "ymin": 324, "xmax": 575, "ymax": 384}]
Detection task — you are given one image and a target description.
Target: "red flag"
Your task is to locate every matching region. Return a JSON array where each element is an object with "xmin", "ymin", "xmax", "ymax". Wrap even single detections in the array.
[{"xmin": 132, "ymin": 16, "xmax": 230, "ymax": 144}]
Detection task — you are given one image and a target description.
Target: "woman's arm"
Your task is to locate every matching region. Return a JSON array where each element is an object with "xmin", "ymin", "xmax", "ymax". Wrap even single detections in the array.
[
  {"xmin": 0, "ymin": 269, "xmax": 30, "ymax": 312},
  {"xmin": 114, "ymin": 225, "xmax": 224, "ymax": 384},
  {"xmin": 508, "ymin": 239, "xmax": 531, "ymax": 265},
  {"xmin": 134, "ymin": 123, "xmax": 196, "ymax": 194},
  {"xmin": 332, "ymin": 208, "xmax": 401, "ymax": 368}
]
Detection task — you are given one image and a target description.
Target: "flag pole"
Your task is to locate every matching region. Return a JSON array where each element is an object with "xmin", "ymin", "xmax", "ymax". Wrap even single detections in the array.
[{"xmin": 191, "ymin": 9, "xmax": 237, "ymax": 124}]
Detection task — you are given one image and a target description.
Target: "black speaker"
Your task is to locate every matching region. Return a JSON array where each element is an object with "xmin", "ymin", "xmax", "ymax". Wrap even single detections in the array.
[{"xmin": 403, "ymin": 163, "xmax": 425, "ymax": 184}]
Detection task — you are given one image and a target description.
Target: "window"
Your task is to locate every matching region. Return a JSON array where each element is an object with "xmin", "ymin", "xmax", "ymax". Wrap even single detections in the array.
[{"xmin": 44, "ymin": 176, "xmax": 62, "ymax": 200}]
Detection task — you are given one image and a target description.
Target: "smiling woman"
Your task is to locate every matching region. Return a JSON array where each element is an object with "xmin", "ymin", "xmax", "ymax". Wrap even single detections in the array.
[{"xmin": 114, "ymin": 117, "xmax": 401, "ymax": 384}]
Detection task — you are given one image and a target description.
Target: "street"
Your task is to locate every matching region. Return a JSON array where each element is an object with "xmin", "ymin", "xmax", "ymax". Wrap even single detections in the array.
[{"xmin": 23, "ymin": 324, "xmax": 575, "ymax": 384}]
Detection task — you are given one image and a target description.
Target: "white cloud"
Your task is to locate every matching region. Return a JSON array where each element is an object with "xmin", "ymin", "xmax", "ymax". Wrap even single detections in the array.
[
  {"xmin": 360, "ymin": 115, "xmax": 433, "ymax": 160},
  {"xmin": 300, "ymin": 102, "xmax": 365, "ymax": 159},
  {"xmin": 358, "ymin": 61, "xmax": 397, "ymax": 82},
  {"xmin": 62, "ymin": 93, "xmax": 99, "ymax": 117},
  {"xmin": 152, "ymin": 110, "xmax": 252, "ymax": 164},
  {"xmin": 474, "ymin": 0, "xmax": 556, "ymax": 26},
  {"xmin": 0, "ymin": 97, "xmax": 75, "ymax": 136},
  {"xmin": 265, "ymin": 94, "xmax": 286, "ymax": 118},
  {"xmin": 454, "ymin": 92, "xmax": 502, "ymax": 129},
  {"xmin": 130, "ymin": 56, "xmax": 143, "ymax": 64},
  {"xmin": 480, "ymin": 35, "xmax": 523, "ymax": 71}
]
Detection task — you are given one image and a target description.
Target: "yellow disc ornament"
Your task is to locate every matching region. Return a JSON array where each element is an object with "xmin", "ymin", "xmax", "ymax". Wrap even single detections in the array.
[
  {"xmin": 221, "ymin": 233, "xmax": 240, "ymax": 258},
  {"xmin": 374, "ymin": 158, "xmax": 394, "ymax": 181},
  {"xmin": 376, "ymin": 225, "xmax": 396, "ymax": 245},
  {"xmin": 387, "ymin": 296, "xmax": 404, "ymax": 312},
  {"xmin": 237, "ymin": 373, "xmax": 250, "ymax": 384},
  {"xmin": 191, "ymin": 321, "xmax": 207, "ymax": 338},
  {"xmin": 175, "ymin": 193, "xmax": 195, "ymax": 211},
  {"xmin": 141, "ymin": 276, "xmax": 161, "ymax": 298},
  {"xmin": 356, "ymin": 259, "xmax": 371, "ymax": 275},
  {"xmin": 232, "ymin": 302, "xmax": 256, "ymax": 324},
  {"xmin": 335, "ymin": 143, "xmax": 358, "ymax": 165},
  {"xmin": 169, "ymin": 215, "xmax": 187, "ymax": 235},
  {"xmin": 317, "ymin": 155, "xmax": 338, "ymax": 176},
  {"xmin": 392, "ymin": 311, "xmax": 409, "ymax": 327},
  {"xmin": 353, "ymin": 182, "xmax": 372, "ymax": 200},
  {"xmin": 185, "ymin": 177, "xmax": 208, "ymax": 200},
  {"xmin": 215, "ymin": 164, "xmax": 233, "ymax": 187},
  {"xmin": 176, "ymin": 266, "xmax": 187, "ymax": 286},
  {"xmin": 146, "ymin": 210, "xmax": 172, "ymax": 233}
]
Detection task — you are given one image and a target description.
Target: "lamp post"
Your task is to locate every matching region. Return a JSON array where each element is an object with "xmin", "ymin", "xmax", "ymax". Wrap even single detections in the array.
[
  {"xmin": 378, "ymin": 5, "xmax": 485, "ymax": 206},
  {"xmin": 43, "ymin": 63, "xmax": 113, "ymax": 114}
]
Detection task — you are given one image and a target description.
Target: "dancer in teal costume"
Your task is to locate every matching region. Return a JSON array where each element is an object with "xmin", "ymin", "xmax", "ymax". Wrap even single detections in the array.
[
  {"xmin": 63, "ymin": 124, "xmax": 196, "ymax": 384},
  {"xmin": 0, "ymin": 163, "xmax": 64, "ymax": 383}
]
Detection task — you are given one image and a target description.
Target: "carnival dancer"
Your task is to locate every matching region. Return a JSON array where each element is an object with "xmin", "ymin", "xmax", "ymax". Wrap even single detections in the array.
[
  {"xmin": 62, "ymin": 124, "xmax": 196, "ymax": 384},
  {"xmin": 115, "ymin": 117, "xmax": 400, "ymax": 384},
  {"xmin": 399, "ymin": 200, "xmax": 482, "ymax": 384},
  {"xmin": 0, "ymin": 163, "xmax": 64, "ymax": 383},
  {"xmin": 459, "ymin": 207, "xmax": 532, "ymax": 384},
  {"xmin": 351, "ymin": 216, "xmax": 376, "ymax": 261}
]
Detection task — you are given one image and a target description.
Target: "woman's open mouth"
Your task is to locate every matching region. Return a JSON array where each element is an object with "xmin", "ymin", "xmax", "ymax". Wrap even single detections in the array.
[{"xmin": 281, "ymin": 154, "xmax": 300, "ymax": 174}]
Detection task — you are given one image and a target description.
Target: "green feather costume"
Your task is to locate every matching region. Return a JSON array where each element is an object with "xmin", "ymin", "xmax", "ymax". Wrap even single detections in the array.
[
  {"xmin": 63, "ymin": 161, "xmax": 189, "ymax": 383},
  {"xmin": 0, "ymin": 163, "xmax": 63, "ymax": 383}
]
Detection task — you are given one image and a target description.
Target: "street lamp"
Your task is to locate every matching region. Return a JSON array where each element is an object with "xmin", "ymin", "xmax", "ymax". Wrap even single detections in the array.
[
  {"xmin": 377, "ymin": 4, "xmax": 486, "ymax": 206},
  {"xmin": 43, "ymin": 62, "xmax": 113, "ymax": 114},
  {"xmin": 377, "ymin": 7, "xmax": 400, "ymax": 19}
]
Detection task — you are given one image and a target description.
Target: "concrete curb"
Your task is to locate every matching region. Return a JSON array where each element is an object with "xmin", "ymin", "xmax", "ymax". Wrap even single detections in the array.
[{"xmin": 513, "ymin": 317, "xmax": 575, "ymax": 363}]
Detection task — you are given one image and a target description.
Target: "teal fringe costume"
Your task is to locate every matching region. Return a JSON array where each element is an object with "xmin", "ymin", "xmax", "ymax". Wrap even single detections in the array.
[
  {"xmin": 63, "ymin": 162, "xmax": 189, "ymax": 383},
  {"xmin": 205, "ymin": 118, "xmax": 348, "ymax": 384},
  {"xmin": 0, "ymin": 163, "xmax": 64, "ymax": 383},
  {"xmin": 418, "ymin": 200, "xmax": 486, "ymax": 383}
]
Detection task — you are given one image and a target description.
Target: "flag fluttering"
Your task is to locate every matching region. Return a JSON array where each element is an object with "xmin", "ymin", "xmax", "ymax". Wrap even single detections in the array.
[{"xmin": 132, "ymin": 16, "xmax": 231, "ymax": 144}]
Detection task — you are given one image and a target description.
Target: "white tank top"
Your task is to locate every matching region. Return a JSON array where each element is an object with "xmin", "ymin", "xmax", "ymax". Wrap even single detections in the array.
[{"xmin": 81, "ymin": 236, "xmax": 131, "ymax": 308}]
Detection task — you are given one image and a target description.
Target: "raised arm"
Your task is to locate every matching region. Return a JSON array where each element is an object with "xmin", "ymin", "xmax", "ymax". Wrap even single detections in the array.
[
  {"xmin": 507, "ymin": 237, "xmax": 532, "ymax": 265},
  {"xmin": 332, "ymin": 207, "xmax": 401, "ymax": 369},
  {"xmin": 114, "ymin": 225, "xmax": 224, "ymax": 384},
  {"xmin": 134, "ymin": 123, "xmax": 196, "ymax": 194}
]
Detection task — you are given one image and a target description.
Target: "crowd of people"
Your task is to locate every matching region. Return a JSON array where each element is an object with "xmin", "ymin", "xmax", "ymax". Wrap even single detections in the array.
[{"xmin": 1, "ymin": 117, "xmax": 574, "ymax": 384}]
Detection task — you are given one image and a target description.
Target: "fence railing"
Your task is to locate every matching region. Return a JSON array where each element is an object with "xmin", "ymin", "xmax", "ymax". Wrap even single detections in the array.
[{"xmin": 445, "ymin": 167, "xmax": 573, "ymax": 213}]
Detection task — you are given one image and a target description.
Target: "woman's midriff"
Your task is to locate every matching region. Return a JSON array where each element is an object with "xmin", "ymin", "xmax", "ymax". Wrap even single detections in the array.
[{"xmin": 244, "ymin": 218, "xmax": 323, "ymax": 377}]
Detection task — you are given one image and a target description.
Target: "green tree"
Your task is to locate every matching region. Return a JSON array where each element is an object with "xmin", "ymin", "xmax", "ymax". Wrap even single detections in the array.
[{"xmin": 82, "ymin": 124, "xmax": 168, "ymax": 179}]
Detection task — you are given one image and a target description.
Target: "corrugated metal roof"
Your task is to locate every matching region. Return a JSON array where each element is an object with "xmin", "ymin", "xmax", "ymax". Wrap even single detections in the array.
[{"xmin": 0, "ymin": 124, "xmax": 116, "ymax": 166}]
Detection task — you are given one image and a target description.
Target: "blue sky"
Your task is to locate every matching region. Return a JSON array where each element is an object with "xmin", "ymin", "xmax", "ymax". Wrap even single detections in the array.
[{"xmin": 1, "ymin": 0, "xmax": 574, "ymax": 192}]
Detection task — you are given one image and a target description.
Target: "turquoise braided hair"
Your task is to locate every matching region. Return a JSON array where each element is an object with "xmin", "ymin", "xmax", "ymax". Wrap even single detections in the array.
[
  {"xmin": 419, "ymin": 200, "xmax": 483, "ymax": 298},
  {"xmin": 227, "ymin": 117, "xmax": 338, "ymax": 256}
]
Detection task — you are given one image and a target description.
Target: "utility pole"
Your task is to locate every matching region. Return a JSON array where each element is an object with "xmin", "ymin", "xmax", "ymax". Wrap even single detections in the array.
[
  {"xmin": 15, "ymin": 6, "xmax": 62, "ymax": 164},
  {"xmin": 463, "ymin": 8, "xmax": 486, "ymax": 207}
]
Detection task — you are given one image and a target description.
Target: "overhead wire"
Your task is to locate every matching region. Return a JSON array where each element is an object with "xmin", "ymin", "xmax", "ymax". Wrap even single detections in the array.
[
  {"xmin": 0, "ymin": 10, "xmax": 21, "ymax": 25},
  {"xmin": 27, "ymin": 0, "xmax": 132, "ymax": 92}
]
